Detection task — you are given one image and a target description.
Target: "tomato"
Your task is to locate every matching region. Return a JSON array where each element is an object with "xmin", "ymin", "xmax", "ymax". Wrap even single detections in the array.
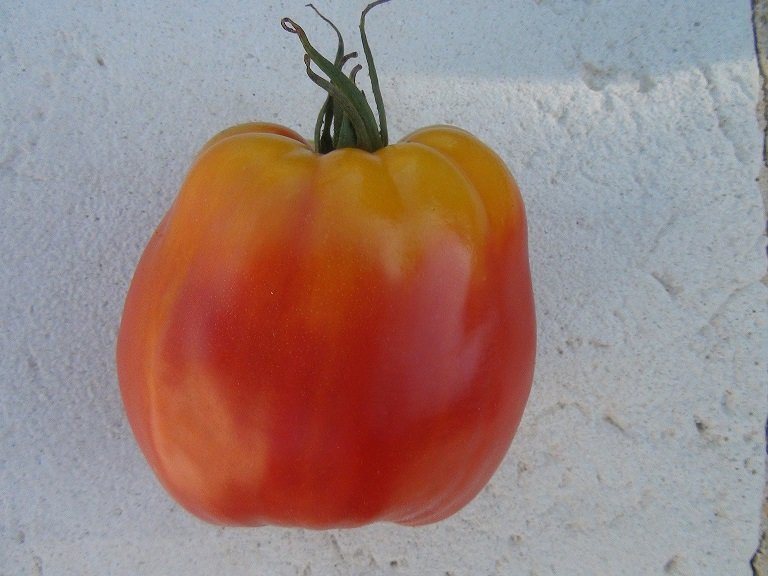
[{"xmin": 117, "ymin": 2, "xmax": 535, "ymax": 528}]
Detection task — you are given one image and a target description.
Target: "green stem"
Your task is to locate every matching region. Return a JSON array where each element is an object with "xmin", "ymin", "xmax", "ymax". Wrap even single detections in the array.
[
  {"xmin": 281, "ymin": 1, "xmax": 392, "ymax": 153},
  {"xmin": 300, "ymin": 53, "xmax": 374, "ymax": 152},
  {"xmin": 332, "ymin": 54, "xmax": 359, "ymax": 150},
  {"xmin": 361, "ymin": 1, "xmax": 389, "ymax": 147},
  {"xmin": 306, "ymin": 4, "xmax": 344, "ymax": 153}
]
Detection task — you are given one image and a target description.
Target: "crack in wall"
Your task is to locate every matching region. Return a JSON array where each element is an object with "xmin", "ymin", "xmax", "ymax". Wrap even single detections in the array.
[{"xmin": 749, "ymin": 2, "xmax": 768, "ymax": 574}]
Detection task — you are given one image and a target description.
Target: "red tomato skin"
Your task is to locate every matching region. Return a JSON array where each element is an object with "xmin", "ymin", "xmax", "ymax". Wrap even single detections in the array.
[{"xmin": 117, "ymin": 122, "xmax": 535, "ymax": 527}]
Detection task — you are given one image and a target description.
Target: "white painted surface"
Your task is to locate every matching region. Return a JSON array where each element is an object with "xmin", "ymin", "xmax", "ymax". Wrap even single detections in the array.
[{"xmin": 1, "ymin": 1, "xmax": 765, "ymax": 574}]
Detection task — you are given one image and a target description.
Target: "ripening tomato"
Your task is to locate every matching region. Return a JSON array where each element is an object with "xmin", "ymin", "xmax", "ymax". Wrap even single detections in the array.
[{"xmin": 117, "ymin": 2, "xmax": 535, "ymax": 528}]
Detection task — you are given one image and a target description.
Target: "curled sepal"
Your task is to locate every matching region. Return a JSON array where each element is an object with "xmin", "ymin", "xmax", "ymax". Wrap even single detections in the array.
[
  {"xmin": 306, "ymin": 4, "xmax": 344, "ymax": 153},
  {"xmin": 282, "ymin": 1, "xmax": 391, "ymax": 153},
  {"xmin": 361, "ymin": 1, "xmax": 389, "ymax": 148}
]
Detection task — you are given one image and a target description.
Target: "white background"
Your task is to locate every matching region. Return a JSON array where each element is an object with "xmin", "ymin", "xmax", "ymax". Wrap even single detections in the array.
[{"xmin": 1, "ymin": 1, "xmax": 765, "ymax": 574}]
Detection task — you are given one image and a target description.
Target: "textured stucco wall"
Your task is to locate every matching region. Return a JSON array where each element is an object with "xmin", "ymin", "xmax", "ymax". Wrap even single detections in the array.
[{"xmin": 1, "ymin": 1, "xmax": 766, "ymax": 575}]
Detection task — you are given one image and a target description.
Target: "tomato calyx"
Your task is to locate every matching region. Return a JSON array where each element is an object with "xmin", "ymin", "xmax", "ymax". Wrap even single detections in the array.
[{"xmin": 281, "ymin": 1, "xmax": 391, "ymax": 154}]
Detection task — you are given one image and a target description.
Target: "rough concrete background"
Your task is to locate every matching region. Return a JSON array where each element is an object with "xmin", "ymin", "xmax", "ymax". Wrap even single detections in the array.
[
  {"xmin": 750, "ymin": 6, "xmax": 768, "ymax": 576},
  {"xmin": 1, "ymin": 1, "xmax": 766, "ymax": 575}
]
